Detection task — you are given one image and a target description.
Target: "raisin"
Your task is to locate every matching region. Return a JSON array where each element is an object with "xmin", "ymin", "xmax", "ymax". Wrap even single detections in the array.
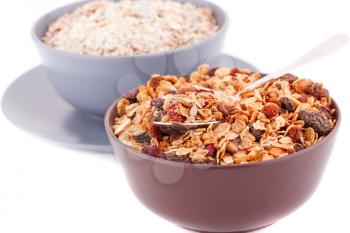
[
  {"xmin": 142, "ymin": 145, "xmax": 165, "ymax": 158},
  {"xmin": 287, "ymin": 126, "xmax": 302, "ymax": 142},
  {"xmin": 206, "ymin": 144, "xmax": 217, "ymax": 158},
  {"xmin": 280, "ymin": 73, "xmax": 298, "ymax": 83},
  {"xmin": 294, "ymin": 144, "xmax": 305, "ymax": 152},
  {"xmin": 133, "ymin": 133, "xmax": 151, "ymax": 144},
  {"xmin": 149, "ymin": 76, "xmax": 163, "ymax": 89},
  {"xmin": 217, "ymin": 104, "xmax": 229, "ymax": 118},
  {"xmin": 304, "ymin": 82, "xmax": 329, "ymax": 99},
  {"xmin": 280, "ymin": 97, "xmax": 296, "ymax": 112},
  {"xmin": 249, "ymin": 125, "xmax": 264, "ymax": 142},
  {"xmin": 148, "ymin": 125, "xmax": 162, "ymax": 139},
  {"xmin": 207, "ymin": 67, "xmax": 218, "ymax": 76},
  {"xmin": 121, "ymin": 89, "xmax": 138, "ymax": 103},
  {"xmin": 166, "ymin": 104, "xmax": 185, "ymax": 122},
  {"xmin": 151, "ymin": 98, "xmax": 164, "ymax": 110},
  {"xmin": 262, "ymin": 103, "xmax": 280, "ymax": 119},
  {"xmin": 298, "ymin": 110, "xmax": 333, "ymax": 136}
]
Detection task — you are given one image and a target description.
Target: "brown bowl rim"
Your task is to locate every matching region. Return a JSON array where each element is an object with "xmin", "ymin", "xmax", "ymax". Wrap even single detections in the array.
[{"xmin": 105, "ymin": 96, "xmax": 341, "ymax": 169}]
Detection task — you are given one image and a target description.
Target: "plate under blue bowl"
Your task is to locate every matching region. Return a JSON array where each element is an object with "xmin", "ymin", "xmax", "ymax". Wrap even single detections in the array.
[{"xmin": 2, "ymin": 54, "xmax": 259, "ymax": 153}]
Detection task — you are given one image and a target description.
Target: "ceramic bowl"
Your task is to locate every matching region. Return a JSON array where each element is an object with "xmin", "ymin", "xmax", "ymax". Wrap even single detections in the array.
[
  {"xmin": 105, "ymin": 98, "xmax": 340, "ymax": 233},
  {"xmin": 32, "ymin": 0, "xmax": 229, "ymax": 117}
]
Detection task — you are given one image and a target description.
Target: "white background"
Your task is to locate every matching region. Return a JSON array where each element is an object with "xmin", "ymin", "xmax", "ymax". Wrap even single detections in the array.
[{"xmin": 1, "ymin": 0, "xmax": 350, "ymax": 232}]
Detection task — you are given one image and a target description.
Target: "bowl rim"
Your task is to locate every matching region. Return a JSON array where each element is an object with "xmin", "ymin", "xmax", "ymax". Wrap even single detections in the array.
[
  {"xmin": 105, "ymin": 94, "xmax": 341, "ymax": 169},
  {"xmin": 31, "ymin": 0, "xmax": 229, "ymax": 60}
]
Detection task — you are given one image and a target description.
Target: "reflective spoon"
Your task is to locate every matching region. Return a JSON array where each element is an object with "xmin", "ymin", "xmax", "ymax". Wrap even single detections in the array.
[{"xmin": 153, "ymin": 34, "xmax": 349, "ymax": 129}]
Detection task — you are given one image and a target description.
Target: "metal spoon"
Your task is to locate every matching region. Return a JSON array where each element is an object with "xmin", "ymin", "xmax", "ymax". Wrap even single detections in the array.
[{"xmin": 153, "ymin": 34, "xmax": 349, "ymax": 129}]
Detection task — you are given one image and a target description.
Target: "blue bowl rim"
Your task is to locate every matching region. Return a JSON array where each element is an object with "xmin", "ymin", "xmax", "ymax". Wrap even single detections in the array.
[{"xmin": 31, "ymin": 0, "xmax": 229, "ymax": 60}]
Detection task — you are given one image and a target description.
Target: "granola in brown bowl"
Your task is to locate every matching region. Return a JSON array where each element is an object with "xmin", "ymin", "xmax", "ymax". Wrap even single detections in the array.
[{"xmin": 112, "ymin": 65, "xmax": 336, "ymax": 165}]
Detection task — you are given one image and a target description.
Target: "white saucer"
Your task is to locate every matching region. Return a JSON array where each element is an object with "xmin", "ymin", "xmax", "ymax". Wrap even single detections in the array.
[{"xmin": 2, "ymin": 54, "xmax": 259, "ymax": 153}]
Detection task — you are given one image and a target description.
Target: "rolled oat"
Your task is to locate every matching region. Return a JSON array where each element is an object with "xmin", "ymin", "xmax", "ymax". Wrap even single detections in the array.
[{"xmin": 43, "ymin": 0, "xmax": 219, "ymax": 56}]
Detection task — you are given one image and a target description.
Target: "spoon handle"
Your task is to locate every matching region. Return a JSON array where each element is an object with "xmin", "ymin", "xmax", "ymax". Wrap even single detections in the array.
[{"xmin": 236, "ymin": 33, "xmax": 349, "ymax": 97}]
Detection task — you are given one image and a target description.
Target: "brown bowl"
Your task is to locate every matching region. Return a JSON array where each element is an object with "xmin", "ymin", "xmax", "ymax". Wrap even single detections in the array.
[{"xmin": 105, "ymin": 99, "xmax": 340, "ymax": 233}]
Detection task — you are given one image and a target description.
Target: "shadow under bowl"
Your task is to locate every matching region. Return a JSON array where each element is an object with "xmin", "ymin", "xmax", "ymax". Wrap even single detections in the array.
[
  {"xmin": 105, "ymin": 97, "xmax": 341, "ymax": 233},
  {"xmin": 31, "ymin": 0, "xmax": 229, "ymax": 117}
]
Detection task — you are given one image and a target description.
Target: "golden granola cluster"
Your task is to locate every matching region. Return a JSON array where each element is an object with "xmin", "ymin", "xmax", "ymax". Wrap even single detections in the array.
[{"xmin": 112, "ymin": 65, "xmax": 336, "ymax": 165}]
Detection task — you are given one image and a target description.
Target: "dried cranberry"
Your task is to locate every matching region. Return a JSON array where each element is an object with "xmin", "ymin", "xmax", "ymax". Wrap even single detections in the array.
[
  {"xmin": 166, "ymin": 104, "xmax": 185, "ymax": 122},
  {"xmin": 217, "ymin": 104, "xmax": 229, "ymax": 118},
  {"xmin": 133, "ymin": 133, "xmax": 151, "ymax": 144},
  {"xmin": 149, "ymin": 76, "xmax": 163, "ymax": 89},
  {"xmin": 280, "ymin": 97, "xmax": 296, "ymax": 112},
  {"xmin": 207, "ymin": 67, "xmax": 218, "ymax": 76},
  {"xmin": 287, "ymin": 126, "xmax": 302, "ymax": 142},
  {"xmin": 280, "ymin": 73, "xmax": 298, "ymax": 83},
  {"xmin": 304, "ymin": 82, "xmax": 329, "ymax": 99},
  {"xmin": 207, "ymin": 144, "xmax": 217, "ymax": 158},
  {"xmin": 151, "ymin": 98, "xmax": 164, "ymax": 110},
  {"xmin": 121, "ymin": 89, "xmax": 138, "ymax": 103},
  {"xmin": 262, "ymin": 103, "xmax": 280, "ymax": 119},
  {"xmin": 249, "ymin": 124, "xmax": 264, "ymax": 142},
  {"xmin": 230, "ymin": 68, "xmax": 240, "ymax": 76},
  {"xmin": 298, "ymin": 110, "xmax": 333, "ymax": 136},
  {"xmin": 142, "ymin": 145, "xmax": 165, "ymax": 158}
]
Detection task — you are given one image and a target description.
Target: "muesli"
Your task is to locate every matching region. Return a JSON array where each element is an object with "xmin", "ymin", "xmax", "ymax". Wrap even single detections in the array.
[{"xmin": 112, "ymin": 65, "xmax": 336, "ymax": 165}]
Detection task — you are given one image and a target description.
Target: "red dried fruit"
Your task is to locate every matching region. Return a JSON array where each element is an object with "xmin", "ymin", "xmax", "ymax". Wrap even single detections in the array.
[
  {"xmin": 304, "ymin": 82, "xmax": 329, "ymax": 99},
  {"xmin": 150, "ymin": 98, "xmax": 164, "ymax": 109},
  {"xmin": 149, "ymin": 76, "xmax": 163, "ymax": 89},
  {"xmin": 262, "ymin": 103, "xmax": 280, "ymax": 119},
  {"xmin": 287, "ymin": 126, "xmax": 302, "ymax": 142},
  {"xmin": 207, "ymin": 67, "xmax": 218, "ymax": 76},
  {"xmin": 280, "ymin": 73, "xmax": 298, "ymax": 83},
  {"xmin": 166, "ymin": 104, "xmax": 186, "ymax": 122},
  {"xmin": 297, "ymin": 93, "xmax": 309, "ymax": 103},
  {"xmin": 122, "ymin": 89, "xmax": 139, "ymax": 103},
  {"xmin": 142, "ymin": 145, "xmax": 165, "ymax": 158},
  {"xmin": 298, "ymin": 110, "xmax": 334, "ymax": 136},
  {"xmin": 249, "ymin": 125, "xmax": 264, "ymax": 142},
  {"xmin": 230, "ymin": 68, "xmax": 240, "ymax": 76},
  {"xmin": 206, "ymin": 144, "xmax": 217, "ymax": 158},
  {"xmin": 217, "ymin": 104, "xmax": 229, "ymax": 118},
  {"xmin": 148, "ymin": 125, "xmax": 161, "ymax": 139},
  {"xmin": 280, "ymin": 97, "xmax": 296, "ymax": 112}
]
